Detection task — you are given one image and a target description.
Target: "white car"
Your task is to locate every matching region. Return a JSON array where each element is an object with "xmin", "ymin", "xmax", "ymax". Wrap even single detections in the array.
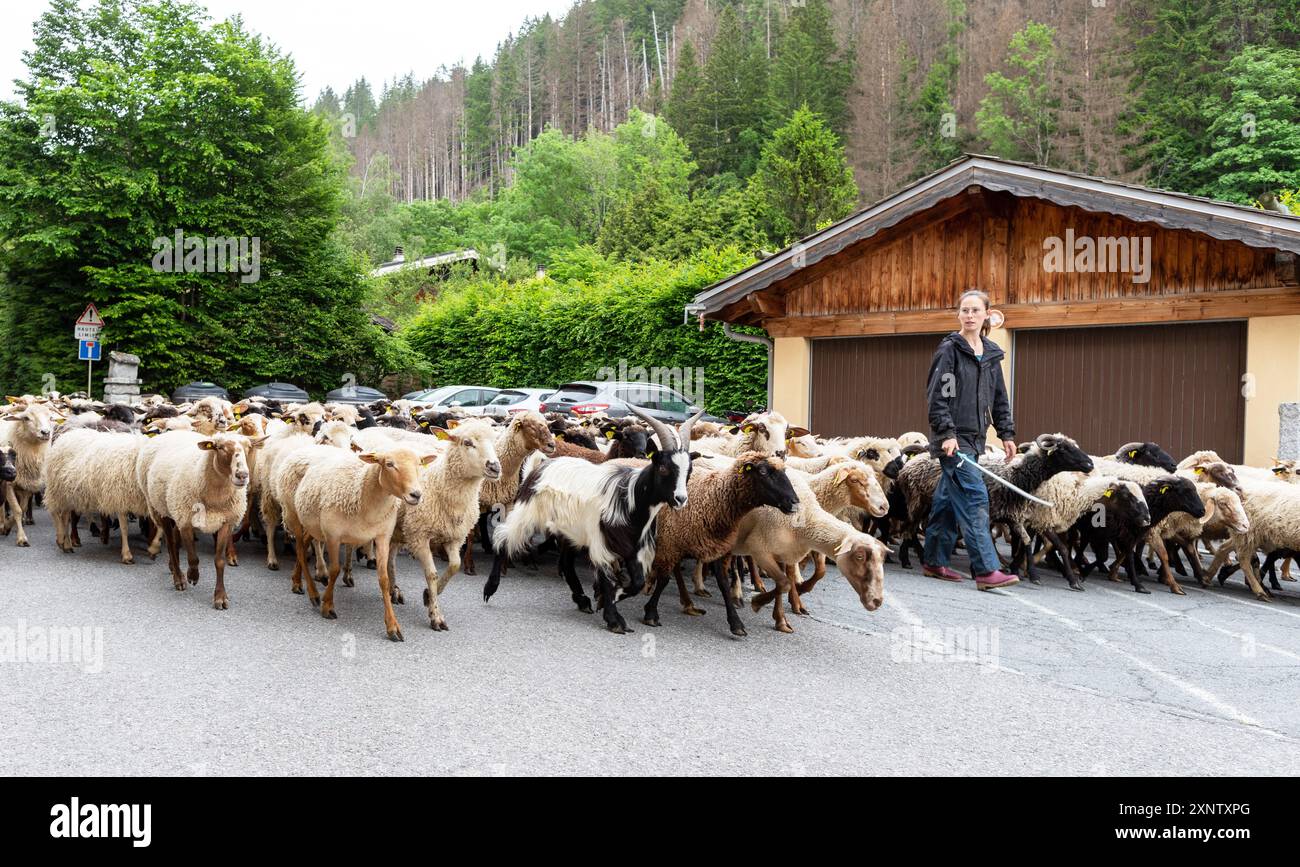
[
  {"xmin": 482, "ymin": 388, "xmax": 554, "ymax": 419},
  {"xmin": 406, "ymin": 385, "xmax": 501, "ymax": 415}
]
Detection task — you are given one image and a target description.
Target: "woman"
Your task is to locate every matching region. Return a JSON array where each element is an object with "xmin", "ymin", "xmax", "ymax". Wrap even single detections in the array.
[{"xmin": 922, "ymin": 289, "xmax": 1020, "ymax": 590}]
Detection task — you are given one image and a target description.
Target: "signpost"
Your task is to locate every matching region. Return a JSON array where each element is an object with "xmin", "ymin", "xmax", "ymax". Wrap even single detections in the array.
[{"xmin": 75, "ymin": 303, "xmax": 103, "ymax": 396}]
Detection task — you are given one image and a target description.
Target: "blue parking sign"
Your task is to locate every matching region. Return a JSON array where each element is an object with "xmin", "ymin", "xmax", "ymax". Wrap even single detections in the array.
[{"xmin": 78, "ymin": 339, "xmax": 101, "ymax": 361}]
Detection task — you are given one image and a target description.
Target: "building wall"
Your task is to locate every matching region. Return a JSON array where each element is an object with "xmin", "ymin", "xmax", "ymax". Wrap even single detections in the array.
[
  {"xmin": 772, "ymin": 337, "xmax": 810, "ymax": 427},
  {"xmin": 1244, "ymin": 315, "xmax": 1300, "ymax": 465}
]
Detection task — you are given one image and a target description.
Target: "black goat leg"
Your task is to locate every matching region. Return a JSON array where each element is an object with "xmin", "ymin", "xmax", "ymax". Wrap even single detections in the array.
[
  {"xmin": 595, "ymin": 569, "xmax": 631, "ymax": 634},
  {"xmin": 712, "ymin": 560, "xmax": 747, "ymax": 637}
]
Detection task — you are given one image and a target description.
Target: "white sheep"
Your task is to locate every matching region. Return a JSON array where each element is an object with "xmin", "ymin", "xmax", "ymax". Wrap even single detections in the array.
[
  {"xmin": 286, "ymin": 442, "xmax": 430, "ymax": 641},
  {"xmin": 0, "ymin": 399, "xmax": 59, "ymax": 546},
  {"xmin": 386, "ymin": 420, "xmax": 502, "ymax": 631},
  {"xmin": 142, "ymin": 431, "xmax": 264, "ymax": 608},
  {"xmin": 43, "ymin": 428, "xmax": 148, "ymax": 564}
]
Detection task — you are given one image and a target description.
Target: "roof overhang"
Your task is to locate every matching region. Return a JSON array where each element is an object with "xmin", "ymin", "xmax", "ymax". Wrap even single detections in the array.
[{"xmin": 691, "ymin": 155, "xmax": 1300, "ymax": 319}]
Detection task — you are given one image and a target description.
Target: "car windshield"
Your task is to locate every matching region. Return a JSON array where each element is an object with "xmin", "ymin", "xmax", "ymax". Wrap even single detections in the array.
[
  {"xmin": 549, "ymin": 384, "xmax": 599, "ymax": 403},
  {"xmin": 616, "ymin": 385, "xmax": 690, "ymax": 413},
  {"xmin": 489, "ymin": 391, "xmax": 529, "ymax": 406}
]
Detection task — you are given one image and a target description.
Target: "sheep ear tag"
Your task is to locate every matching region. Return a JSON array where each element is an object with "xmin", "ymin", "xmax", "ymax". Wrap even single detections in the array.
[
  {"xmin": 197, "ymin": 440, "xmax": 216, "ymax": 451},
  {"xmin": 555, "ymin": 433, "xmax": 564, "ymax": 440},
  {"xmin": 1128, "ymin": 450, "xmax": 1137, "ymax": 458},
  {"xmin": 742, "ymin": 424, "xmax": 754, "ymax": 433},
  {"xmin": 1194, "ymin": 467, "xmax": 1203, "ymax": 475},
  {"xmin": 54, "ymin": 417, "xmax": 65, "ymax": 425},
  {"xmin": 1159, "ymin": 485, "xmax": 1169, "ymax": 494},
  {"xmin": 227, "ymin": 423, "xmax": 241, "ymax": 432},
  {"xmin": 1102, "ymin": 489, "xmax": 1113, "ymax": 498},
  {"xmin": 605, "ymin": 430, "xmax": 615, "ymax": 439},
  {"xmin": 446, "ymin": 419, "xmax": 460, "ymax": 429}
]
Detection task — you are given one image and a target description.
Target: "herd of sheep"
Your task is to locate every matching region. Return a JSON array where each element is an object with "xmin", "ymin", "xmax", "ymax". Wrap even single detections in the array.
[{"xmin": 1, "ymin": 391, "xmax": 1297, "ymax": 642}]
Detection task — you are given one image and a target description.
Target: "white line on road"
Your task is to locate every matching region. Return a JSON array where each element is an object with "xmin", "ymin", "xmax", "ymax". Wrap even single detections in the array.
[
  {"xmin": 1183, "ymin": 585, "xmax": 1300, "ymax": 621},
  {"xmin": 1101, "ymin": 588, "xmax": 1300, "ymax": 663},
  {"xmin": 1005, "ymin": 591, "xmax": 1272, "ymax": 732}
]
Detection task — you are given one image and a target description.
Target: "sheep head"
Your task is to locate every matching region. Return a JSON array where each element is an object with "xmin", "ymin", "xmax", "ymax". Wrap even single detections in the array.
[
  {"xmin": 356, "ymin": 445, "xmax": 431, "ymax": 505},
  {"xmin": 834, "ymin": 532, "xmax": 886, "ymax": 612}
]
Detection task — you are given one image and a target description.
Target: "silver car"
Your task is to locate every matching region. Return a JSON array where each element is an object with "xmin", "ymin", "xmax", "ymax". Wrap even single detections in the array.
[
  {"xmin": 407, "ymin": 385, "xmax": 501, "ymax": 415},
  {"xmin": 541, "ymin": 381, "xmax": 705, "ymax": 423},
  {"xmin": 482, "ymin": 388, "xmax": 554, "ymax": 419}
]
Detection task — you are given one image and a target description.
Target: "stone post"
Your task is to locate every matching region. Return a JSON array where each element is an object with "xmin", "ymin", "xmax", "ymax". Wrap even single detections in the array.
[{"xmin": 104, "ymin": 351, "xmax": 141, "ymax": 406}]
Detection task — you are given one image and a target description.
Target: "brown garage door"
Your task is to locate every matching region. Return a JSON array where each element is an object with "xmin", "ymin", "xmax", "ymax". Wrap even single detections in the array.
[
  {"xmin": 1013, "ymin": 321, "xmax": 1246, "ymax": 463},
  {"xmin": 810, "ymin": 334, "xmax": 943, "ymax": 437}
]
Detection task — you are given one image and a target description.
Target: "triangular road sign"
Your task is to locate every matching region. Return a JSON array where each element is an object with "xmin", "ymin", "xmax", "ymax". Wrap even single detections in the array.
[{"xmin": 76, "ymin": 303, "xmax": 104, "ymax": 327}]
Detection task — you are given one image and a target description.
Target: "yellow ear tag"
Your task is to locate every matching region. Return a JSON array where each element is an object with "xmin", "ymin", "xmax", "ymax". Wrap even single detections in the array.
[
  {"xmin": 54, "ymin": 418, "xmax": 65, "ymax": 425},
  {"xmin": 419, "ymin": 421, "xmax": 429, "ymax": 428},
  {"xmin": 1128, "ymin": 450, "xmax": 1137, "ymax": 458},
  {"xmin": 1159, "ymin": 485, "xmax": 1169, "ymax": 494},
  {"xmin": 1102, "ymin": 489, "xmax": 1113, "ymax": 498},
  {"xmin": 1194, "ymin": 467, "xmax": 1203, "ymax": 475},
  {"xmin": 555, "ymin": 433, "xmax": 564, "ymax": 440},
  {"xmin": 742, "ymin": 425, "xmax": 753, "ymax": 433},
  {"xmin": 646, "ymin": 450, "xmax": 654, "ymax": 458},
  {"xmin": 605, "ymin": 430, "xmax": 615, "ymax": 439}
]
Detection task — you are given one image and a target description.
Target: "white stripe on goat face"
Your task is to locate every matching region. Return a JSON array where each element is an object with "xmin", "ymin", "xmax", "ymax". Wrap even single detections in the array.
[{"xmin": 671, "ymin": 450, "xmax": 690, "ymax": 508}]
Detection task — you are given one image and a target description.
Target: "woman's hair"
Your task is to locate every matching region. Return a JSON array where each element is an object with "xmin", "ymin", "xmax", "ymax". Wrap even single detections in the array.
[{"xmin": 958, "ymin": 288, "xmax": 992, "ymax": 338}]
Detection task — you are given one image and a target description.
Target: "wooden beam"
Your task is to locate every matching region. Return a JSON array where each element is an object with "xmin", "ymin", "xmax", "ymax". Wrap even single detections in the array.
[{"xmin": 763, "ymin": 286, "xmax": 1300, "ymax": 338}]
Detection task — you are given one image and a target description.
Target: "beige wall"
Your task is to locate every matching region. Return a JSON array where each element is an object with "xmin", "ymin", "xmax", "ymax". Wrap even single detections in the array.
[
  {"xmin": 1244, "ymin": 315, "xmax": 1300, "ymax": 466},
  {"xmin": 772, "ymin": 336, "xmax": 810, "ymax": 427}
]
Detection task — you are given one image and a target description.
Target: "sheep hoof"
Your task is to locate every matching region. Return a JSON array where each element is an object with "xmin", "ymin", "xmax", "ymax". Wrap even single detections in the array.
[
  {"xmin": 693, "ymin": 588, "xmax": 711, "ymax": 598},
  {"xmin": 365, "ymin": 558, "xmax": 377, "ymax": 570},
  {"xmin": 1255, "ymin": 593, "xmax": 1272, "ymax": 603},
  {"xmin": 641, "ymin": 614, "xmax": 661, "ymax": 627},
  {"xmin": 1068, "ymin": 582, "xmax": 1084, "ymax": 592},
  {"xmin": 729, "ymin": 623, "xmax": 748, "ymax": 637},
  {"xmin": 267, "ymin": 561, "xmax": 279, "ymax": 571},
  {"xmin": 172, "ymin": 581, "xmax": 185, "ymax": 591},
  {"xmin": 429, "ymin": 618, "xmax": 448, "ymax": 631},
  {"xmin": 315, "ymin": 573, "xmax": 327, "ymax": 585},
  {"xmin": 682, "ymin": 604, "xmax": 705, "ymax": 616},
  {"xmin": 794, "ymin": 606, "xmax": 810, "ymax": 616},
  {"xmin": 342, "ymin": 574, "xmax": 354, "ymax": 587},
  {"xmin": 387, "ymin": 627, "xmax": 404, "ymax": 642},
  {"xmin": 187, "ymin": 570, "xmax": 200, "ymax": 586},
  {"xmin": 1169, "ymin": 586, "xmax": 1186, "ymax": 596},
  {"xmin": 1134, "ymin": 585, "xmax": 1150, "ymax": 594},
  {"xmin": 775, "ymin": 622, "xmax": 794, "ymax": 634},
  {"xmin": 463, "ymin": 564, "xmax": 476, "ymax": 576},
  {"xmin": 605, "ymin": 622, "xmax": 630, "ymax": 635},
  {"xmin": 121, "ymin": 557, "xmax": 134, "ymax": 566},
  {"xmin": 16, "ymin": 539, "xmax": 29, "ymax": 548},
  {"xmin": 1028, "ymin": 576, "xmax": 1041, "ymax": 585},
  {"xmin": 391, "ymin": 588, "xmax": 404, "ymax": 605},
  {"xmin": 322, "ymin": 608, "xmax": 337, "ymax": 620},
  {"xmin": 213, "ymin": 596, "xmax": 228, "ymax": 610}
]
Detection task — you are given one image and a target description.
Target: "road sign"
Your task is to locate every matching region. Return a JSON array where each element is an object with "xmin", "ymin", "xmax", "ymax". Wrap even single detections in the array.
[
  {"xmin": 74, "ymin": 324, "xmax": 102, "ymax": 341},
  {"xmin": 77, "ymin": 303, "xmax": 104, "ymax": 327},
  {"xmin": 78, "ymin": 339, "xmax": 101, "ymax": 362}
]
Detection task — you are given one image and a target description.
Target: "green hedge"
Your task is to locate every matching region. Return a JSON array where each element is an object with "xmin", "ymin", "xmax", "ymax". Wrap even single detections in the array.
[{"xmin": 401, "ymin": 246, "xmax": 769, "ymax": 415}]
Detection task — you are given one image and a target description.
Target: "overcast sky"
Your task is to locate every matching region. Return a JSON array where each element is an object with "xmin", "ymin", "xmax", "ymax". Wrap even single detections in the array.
[{"xmin": 1, "ymin": 0, "xmax": 579, "ymax": 103}]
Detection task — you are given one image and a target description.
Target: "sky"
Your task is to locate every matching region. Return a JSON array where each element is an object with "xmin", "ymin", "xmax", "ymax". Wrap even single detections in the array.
[{"xmin": 0, "ymin": 0, "xmax": 580, "ymax": 103}]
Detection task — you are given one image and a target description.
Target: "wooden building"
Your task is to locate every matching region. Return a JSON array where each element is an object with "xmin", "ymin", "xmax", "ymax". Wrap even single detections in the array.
[{"xmin": 689, "ymin": 155, "xmax": 1300, "ymax": 464}]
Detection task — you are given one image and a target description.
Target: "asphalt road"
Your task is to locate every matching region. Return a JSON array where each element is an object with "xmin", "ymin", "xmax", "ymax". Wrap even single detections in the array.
[{"xmin": 2, "ymin": 509, "xmax": 1299, "ymax": 775}]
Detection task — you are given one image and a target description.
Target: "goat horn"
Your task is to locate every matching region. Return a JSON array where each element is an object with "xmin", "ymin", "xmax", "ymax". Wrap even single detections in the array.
[
  {"xmin": 629, "ymin": 405, "xmax": 677, "ymax": 452},
  {"xmin": 677, "ymin": 409, "xmax": 704, "ymax": 447}
]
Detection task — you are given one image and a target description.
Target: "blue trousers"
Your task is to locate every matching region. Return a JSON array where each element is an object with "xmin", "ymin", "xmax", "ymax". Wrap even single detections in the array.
[{"xmin": 923, "ymin": 450, "xmax": 1000, "ymax": 576}]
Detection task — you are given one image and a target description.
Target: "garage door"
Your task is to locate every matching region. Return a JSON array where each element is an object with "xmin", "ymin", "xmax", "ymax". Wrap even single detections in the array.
[
  {"xmin": 810, "ymin": 334, "xmax": 941, "ymax": 437},
  {"xmin": 1013, "ymin": 321, "xmax": 1246, "ymax": 463}
]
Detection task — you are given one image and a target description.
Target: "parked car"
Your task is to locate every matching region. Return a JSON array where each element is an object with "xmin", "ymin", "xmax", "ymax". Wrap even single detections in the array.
[
  {"xmin": 482, "ymin": 388, "xmax": 554, "ymax": 419},
  {"xmin": 171, "ymin": 381, "xmax": 229, "ymax": 402},
  {"xmin": 540, "ymin": 381, "xmax": 707, "ymax": 423},
  {"xmin": 243, "ymin": 382, "xmax": 310, "ymax": 403},
  {"xmin": 406, "ymin": 384, "xmax": 500, "ymax": 415},
  {"xmin": 324, "ymin": 385, "xmax": 387, "ymax": 406}
]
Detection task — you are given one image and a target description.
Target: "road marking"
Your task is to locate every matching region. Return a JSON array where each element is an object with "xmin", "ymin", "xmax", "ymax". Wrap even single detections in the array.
[
  {"xmin": 1100, "ymin": 588, "xmax": 1300, "ymax": 663},
  {"xmin": 1005, "ymin": 591, "xmax": 1270, "ymax": 731},
  {"xmin": 1183, "ymin": 584, "xmax": 1300, "ymax": 620}
]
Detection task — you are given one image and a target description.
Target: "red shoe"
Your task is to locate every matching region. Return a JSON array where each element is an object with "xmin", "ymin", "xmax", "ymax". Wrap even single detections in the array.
[
  {"xmin": 975, "ymin": 570, "xmax": 1020, "ymax": 591},
  {"xmin": 923, "ymin": 563, "xmax": 964, "ymax": 582}
]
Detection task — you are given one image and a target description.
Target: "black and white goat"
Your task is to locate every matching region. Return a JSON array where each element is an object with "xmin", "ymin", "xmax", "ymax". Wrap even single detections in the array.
[{"xmin": 483, "ymin": 407, "xmax": 702, "ymax": 633}]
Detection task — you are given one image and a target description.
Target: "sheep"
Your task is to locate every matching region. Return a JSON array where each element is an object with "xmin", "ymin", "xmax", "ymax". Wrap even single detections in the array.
[
  {"xmin": 1022, "ymin": 473, "xmax": 1148, "ymax": 590},
  {"xmin": 817, "ymin": 435, "xmax": 903, "ymax": 476},
  {"xmin": 1074, "ymin": 475, "xmax": 1203, "ymax": 593},
  {"xmin": 1203, "ymin": 480, "xmax": 1300, "ymax": 601},
  {"xmin": 323, "ymin": 403, "xmax": 362, "ymax": 425},
  {"xmin": 0, "ymin": 400, "xmax": 59, "ymax": 546},
  {"xmin": 185, "ymin": 396, "xmax": 235, "ymax": 435},
  {"xmin": 896, "ymin": 433, "xmax": 1094, "ymax": 577},
  {"xmin": 286, "ymin": 442, "xmax": 430, "ymax": 641},
  {"xmin": 689, "ymin": 411, "xmax": 790, "ymax": 457},
  {"xmin": 142, "ymin": 432, "xmax": 264, "ymax": 608},
  {"xmin": 897, "ymin": 431, "xmax": 929, "ymax": 448},
  {"xmin": 640, "ymin": 452, "xmax": 801, "ymax": 634},
  {"xmin": 786, "ymin": 461, "xmax": 891, "ymax": 597},
  {"xmin": 385, "ymin": 419, "xmax": 502, "ymax": 631},
  {"xmin": 1112, "ymin": 441, "xmax": 1177, "ymax": 472},
  {"xmin": 253, "ymin": 403, "xmax": 327, "ymax": 570},
  {"xmin": 267, "ymin": 420, "xmax": 364, "ymax": 593},
  {"xmin": 43, "ymin": 429, "xmax": 148, "ymax": 564},
  {"xmin": 465, "ymin": 411, "xmax": 555, "ymax": 575},
  {"xmin": 1146, "ymin": 482, "xmax": 1249, "ymax": 591},
  {"xmin": 729, "ymin": 470, "xmax": 888, "ymax": 633},
  {"xmin": 484, "ymin": 409, "xmax": 701, "ymax": 634}
]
